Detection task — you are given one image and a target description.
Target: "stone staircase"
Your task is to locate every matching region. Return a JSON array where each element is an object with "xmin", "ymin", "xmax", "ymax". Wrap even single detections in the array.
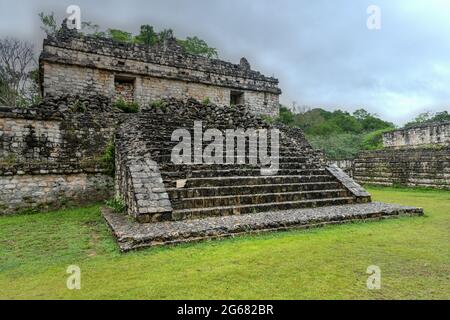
[
  {"xmin": 115, "ymin": 100, "xmax": 371, "ymax": 223},
  {"xmin": 103, "ymin": 99, "xmax": 427, "ymax": 251}
]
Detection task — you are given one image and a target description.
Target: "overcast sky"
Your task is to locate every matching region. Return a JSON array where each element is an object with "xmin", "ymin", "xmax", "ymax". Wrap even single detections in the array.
[{"xmin": 1, "ymin": 0, "xmax": 449, "ymax": 125}]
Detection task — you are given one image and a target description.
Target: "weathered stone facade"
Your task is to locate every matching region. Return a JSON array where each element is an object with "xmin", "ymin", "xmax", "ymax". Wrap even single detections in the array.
[
  {"xmin": 40, "ymin": 25, "xmax": 281, "ymax": 117},
  {"xmin": 383, "ymin": 121, "xmax": 450, "ymax": 148},
  {"xmin": 0, "ymin": 104, "xmax": 117, "ymax": 214}
]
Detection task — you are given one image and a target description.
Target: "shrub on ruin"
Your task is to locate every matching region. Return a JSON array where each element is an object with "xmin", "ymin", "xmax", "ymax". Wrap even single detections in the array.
[
  {"xmin": 102, "ymin": 141, "xmax": 115, "ymax": 176},
  {"xmin": 113, "ymin": 98, "xmax": 139, "ymax": 113},
  {"xmin": 69, "ymin": 99, "xmax": 87, "ymax": 112},
  {"xmin": 201, "ymin": 97, "xmax": 211, "ymax": 106},
  {"xmin": 149, "ymin": 100, "xmax": 168, "ymax": 111},
  {"xmin": 260, "ymin": 115, "xmax": 275, "ymax": 125},
  {"xmin": 105, "ymin": 196, "xmax": 126, "ymax": 213}
]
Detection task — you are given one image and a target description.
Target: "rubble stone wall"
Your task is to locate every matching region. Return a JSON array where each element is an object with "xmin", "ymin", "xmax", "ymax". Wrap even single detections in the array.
[{"xmin": 0, "ymin": 106, "xmax": 116, "ymax": 214}]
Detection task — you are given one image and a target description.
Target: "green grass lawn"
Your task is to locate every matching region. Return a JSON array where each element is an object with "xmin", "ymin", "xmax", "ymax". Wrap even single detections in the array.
[{"xmin": 0, "ymin": 186, "xmax": 449, "ymax": 300}]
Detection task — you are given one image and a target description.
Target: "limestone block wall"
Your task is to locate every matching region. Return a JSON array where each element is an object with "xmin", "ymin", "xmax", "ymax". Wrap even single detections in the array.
[
  {"xmin": 0, "ymin": 173, "xmax": 112, "ymax": 214},
  {"xmin": 42, "ymin": 62, "xmax": 114, "ymax": 98},
  {"xmin": 353, "ymin": 147, "xmax": 450, "ymax": 189},
  {"xmin": 42, "ymin": 62, "xmax": 280, "ymax": 117},
  {"xmin": 0, "ymin": 107, "xmax": 117, "ymax": 214},
  {"xmin": 40, "ymin": 27, "xmax": 281, "ymax": 117},
  {"xmin": 383, "ymin": 122, "xmax": 450, "ymax": 148}
]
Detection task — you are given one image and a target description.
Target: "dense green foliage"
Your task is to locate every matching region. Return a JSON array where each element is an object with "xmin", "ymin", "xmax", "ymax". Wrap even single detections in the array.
[
  {"xmin": 177, "ymin": 37, "xmax": 218, "ymax": 59},
  {"xmin": 101, "ymin": 140, "xmax": 115, "ymax": 177},
  {"xmin": 149, "ymin": 99, "xmax": 169, "ymax": 112},
  {"xmin": 201, "ymin": 97, "xmax": 212, "ymax": 106},
  {"xmin": 308, "ymin": 133, "xmax": 364, "ymax": 159},
  {"xmin": 113, "ymin": 99, "xmax": 140, "ymax": 113},
  {"xmin": 107, "ymin": 29, "xmax": 133, "ymax": 43},
  {"xmin": 105, "ymin": 197, "xmax": 126, "ymax": 213},
  {"xmin": 274, "ymin": 106, "xmax": 395, "ymax": 159},
  {"xmin": 0, "ymin": 187, "xmax": 449, "ymax": 299},
  {"xmin": 404, "ymin": 111, "xmax": 450, "ymax": 128}
]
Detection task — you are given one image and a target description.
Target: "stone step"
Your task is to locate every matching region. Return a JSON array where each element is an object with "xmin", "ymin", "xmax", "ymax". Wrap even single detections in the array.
[
  {"xmin": 159, "ymin": 162, "xmax": 322, "ymax": 172},
  {"xmin": 143, "ymin": 145, "xmax": 312, "ymax": 155},
  {"xmin": 167, "ymin": 181, "xmax": 343, "ymax": 199},
  {"xmin": 103, "ymin": 202, "xmax": 424, "ymax": 251},
  {"xmin": 138, "ymin": 121, "xmax": 271, "ymax": 130},
  {"xmin": 153, "ymin": 154, "xmax": 317, "ymax": 164},
  {"xmin": 171, "ymin": 197, "xmax": 356, "ymax": 220},
  {"xmin": 162, "ymin": 168, "xmax": 327, "ymax": 179},
  {"xmin": 142, "ymin": 139, "xmax": 302, "ymax": 151},
  {"xmin": 172, "ymin": 189, "xmax": 350, "ymax": 210},
  {"xmin": 165, "ymin": 174, "xmax": 336, "ymax": 188},
  {"xmin": 138, "ymin": 126, "xmax": 282, "ymax": 136}
]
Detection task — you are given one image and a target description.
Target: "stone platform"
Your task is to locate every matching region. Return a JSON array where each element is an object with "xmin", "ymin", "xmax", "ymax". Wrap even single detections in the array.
[{"xmin": 102, "ymin": 203, "xmax": 423, "ymax": 252}]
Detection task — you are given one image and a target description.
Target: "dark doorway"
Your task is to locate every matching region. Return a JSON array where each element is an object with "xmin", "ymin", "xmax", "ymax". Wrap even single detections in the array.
[{"xmin": 230, "ymin": 91, "xmax": 244, "ymax": 106}]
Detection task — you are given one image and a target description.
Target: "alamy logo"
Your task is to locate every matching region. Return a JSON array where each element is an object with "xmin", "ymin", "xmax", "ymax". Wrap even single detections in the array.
[
  {"xmin": 366, "ymin": 265, "xmax": 381, "ymax": 290},
  {"xmin": 66, "ymin": 5, "xmax": 81, "ymax": 30},
  {"xmin": 66, "ymin": 265, "xmax": 81, "ymax": 290},
  {"xmin": 367, "ymin": 5, "xmax": 381, "ymax": 30},
  {"xmin": 171, "ymin": 121, "xmax": 280, "ymax": 175}
]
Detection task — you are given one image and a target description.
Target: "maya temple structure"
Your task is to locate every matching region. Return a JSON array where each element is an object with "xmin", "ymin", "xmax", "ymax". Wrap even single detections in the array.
[{"xmin": 0, "ymin": 24, "xmax": 423, "ymax": 251}]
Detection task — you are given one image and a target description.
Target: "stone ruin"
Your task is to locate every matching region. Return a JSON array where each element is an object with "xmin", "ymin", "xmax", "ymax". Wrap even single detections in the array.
[
  {"xmin": 353, "ymin": 122, "xmax": 450, "ymax": 189},
  {"xmin": 40, "ymin": 23, "xmax": 281, "ymax": 117},
  {"xmin": 0, "ymin": 25, "xmax": 423, "ymax": 251}
]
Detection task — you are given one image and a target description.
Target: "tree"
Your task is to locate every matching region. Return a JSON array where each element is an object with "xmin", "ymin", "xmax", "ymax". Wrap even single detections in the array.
[
  {"xmin": 353, "ymin": 109, "xmax": 371, "ymax": 120},
  {"xmin": 178, "ymin": 36, "xmax": 218, "ymax": 58},
  {"xmin": 134, "ymin": 25, "xmax": 158, "ymax": 46},
  {"xmin": 404, "ymin": 111, "xmax": 450, "ymax": 128},
  {"xmin": 81, "ymin": 21, "xmax": 101, "ymax": 35},
  {"xmin": 278, "ymin": 105, "xmax": 295, "ymax": 126},
  {"xmin": 38, "ymin": 12, "xmax": 220, "ymax": 58},
  {"xmin": 329, "ymin": 112, "xmax": 363, "ymax": 134},
  {"xmin": 39, "ymin": 12, "xmax": 103, "ymax": 37},
  {"xmin": 0, "ymin": 38, "xmax": 37, "ymax": 107},
  {"xmin": 158, "ymin": 28, "xmax": 174, "ymax": 43},
  {"xmin": 38, "ymin": 12, "xmax": 59, "ymax": 36},
  {"xmin": 432, "ymin": 111, "xmax": 450, "ymax": 122},
  {"xmin": 107, "ymin": 29, "xmax": 133, "ymax": 43}
]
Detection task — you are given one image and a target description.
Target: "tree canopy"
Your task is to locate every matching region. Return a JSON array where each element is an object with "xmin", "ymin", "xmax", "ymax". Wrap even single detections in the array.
[
  {"xmin": 404, "ymin": 111, "xmax": 450, "ymax": 128},
  {"xmin": 273, "ymin": 105, "xmax": 396, "ymax": 159}
]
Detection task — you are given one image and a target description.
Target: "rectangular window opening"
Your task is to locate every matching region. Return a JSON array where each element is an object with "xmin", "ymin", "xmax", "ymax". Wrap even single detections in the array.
[
  {"xmin": 230, "ymin": 91, "xmax": 244, "ymax": 106},
  {"xmin": 114, "ymin": 75, "xmax": 136, "ymax": 102}
]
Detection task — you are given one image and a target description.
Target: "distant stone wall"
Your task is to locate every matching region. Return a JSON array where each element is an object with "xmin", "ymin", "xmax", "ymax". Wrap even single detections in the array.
[
  {"xmin": 354, "ymin": 147, "xmax": 450, "ymax": 189},
  {"xmin": 383, "ymin": 122, "xmax": 450, "ymax": 148},
  {"xmin": 0, "ymin": 106, "xmax": 117, "ymax": 214},
  {"xmin": 40, "ymin": 26, "xmax": 281, "ymax": 117}
]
